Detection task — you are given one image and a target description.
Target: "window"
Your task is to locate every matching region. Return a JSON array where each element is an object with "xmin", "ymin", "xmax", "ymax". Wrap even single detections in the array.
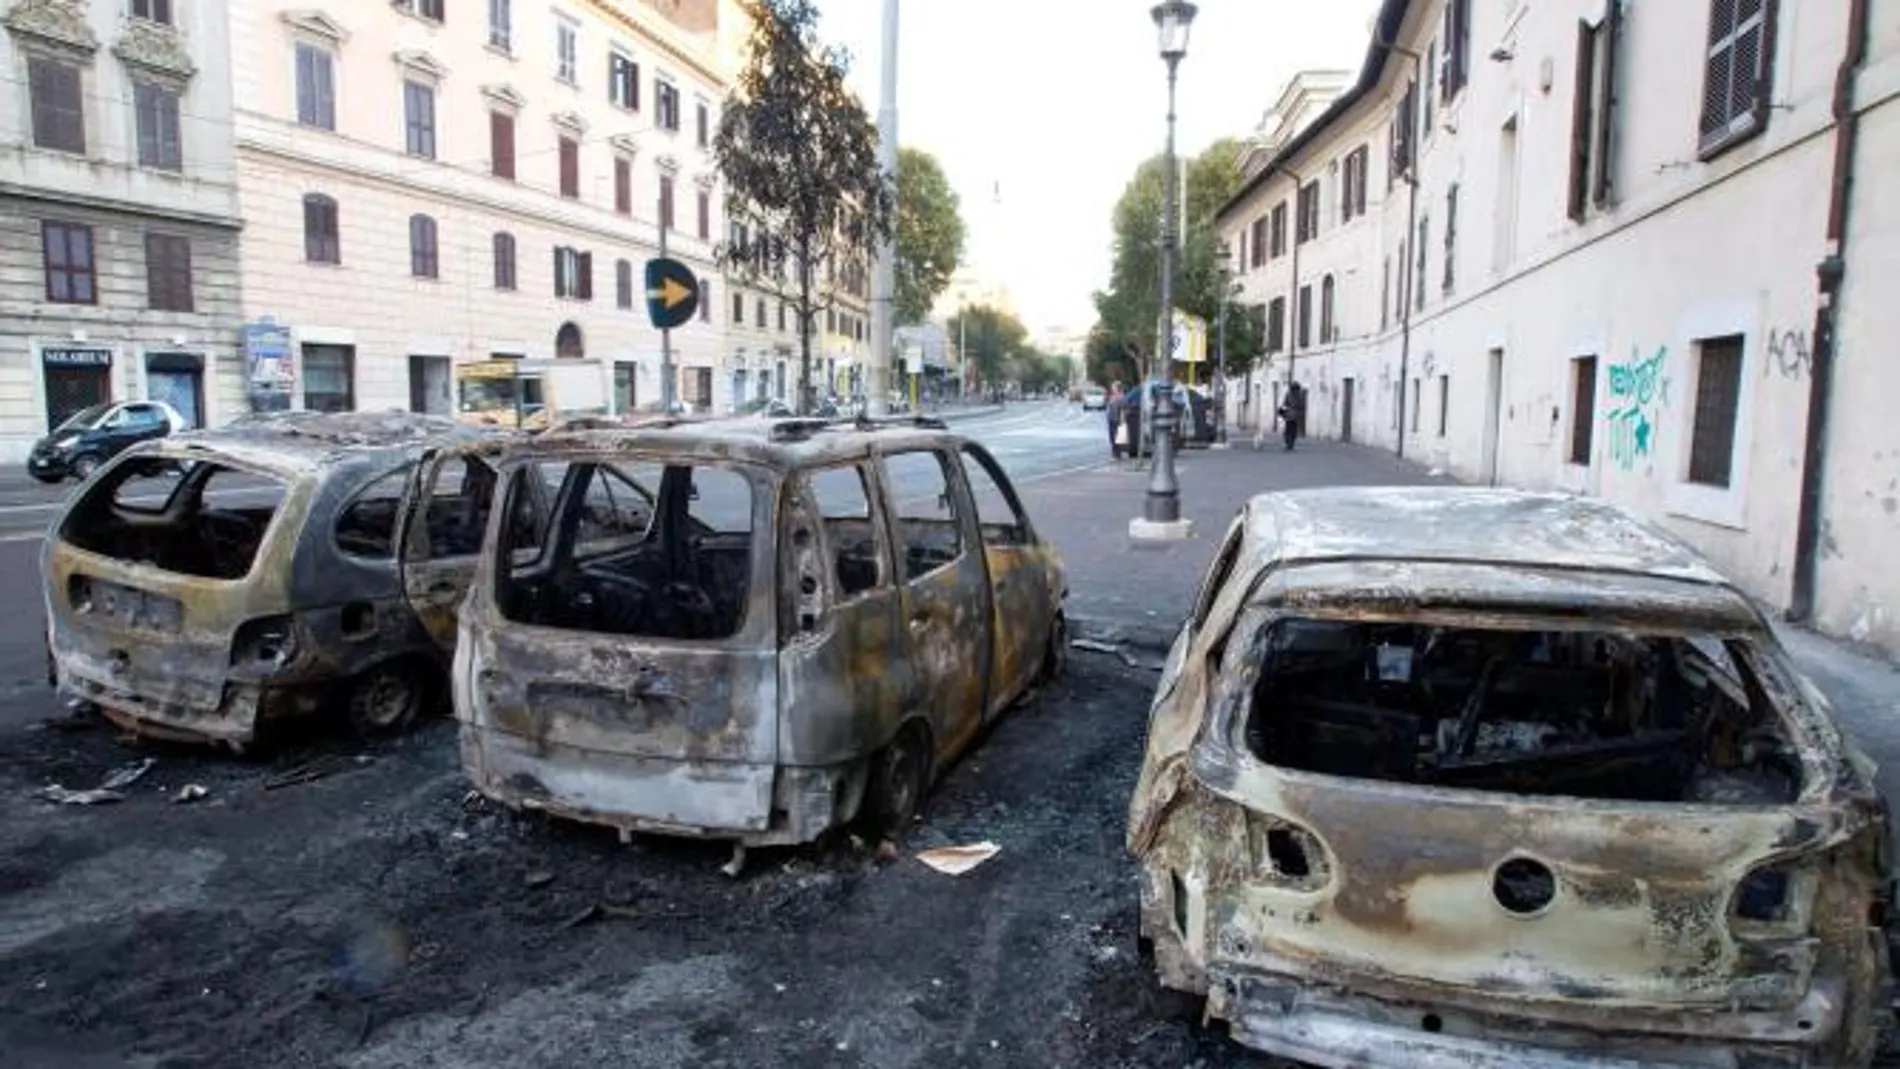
[
  {"xmin": 1415, "ymin": 215, "xmax": 1429, "ymax": 311},
  {"xmin": 1443, "ymin": 183, "xmax": 1458, "ymax": 293},
  {"xmin": 961, "ymin": 446, "xmax": 1031, "ymax": 547},
  {"xmin": 810, "ymin": 465, "xmax": 886, "ymax": 596},
  {"xmin": 656, "ymin": 79, "xmax": 680, "ymax": 131},
  {"xmin": 1411, "ymin": 379, "xmax": 1422, "ymax": 432},
  {"xmin": 609, "ymin": 52, "xmax": 639, "ymax": 109},
  {"xmin": 755, "ymin": 298, "xmax": 766, "ymax": 328},
  {"xmin": 1341, "ymin": 145, "xmax": 1369, "ymax": 222},
  {"xmin": 1422, "ymin": 40, "xmax": 1437, "ymax": 132},
  {"xmin": 1269, "ymin": 201, "xmax": 1288, "ymax": 257},
  {"xmin": 1687, "ymin": 336, "xmax": 1744, "ymax": 487},
  {"xmin": 1296, "ymin": 285, "xmax": 1312, "ymax": 349},
  {"xmin": 1700, "ymin": 0, "xmax": 1775, "ymax": 156},
  {"xmin": 130, "ymin": 0, "xmax": 173, "ymax": 24},
  {"xmin": 614, "ymin": 157, "xmax": 631, "ymax": 214},
  {"xmin": 1295, "ymin": 181, "xmax": 1320, "ymax": 244},
  {"xmin": 699, "ymin": 279, "xmax": 711, "ymax": 322},
  {"xmin": 1569, "ymin": 356, "xmax": 1597, "ymax": 465},
  {"xmin": 615, "ymin": 259, "xmax": 634, "ymax": 309},
  {"xmin": 409, "ymin": 214, "xmax": 438, "ymax": 279},
  {"xmin": 490, "ymin": 111, "xmax": 515, "ymax": 178},
  {"xmin": 493, "ymin": 232, "xmax": 517, "ymax": 290},
  {"xmin": 696, "ymin": 102, "xmax": 710, "ymax": 147},
  {"xmin": 558, "ymin": 137, "xmax": 579, "ymax": 199},
  {"xmin": 884, "ymin": 450, "xmax": 963, "ymax": 580},
  {"xmin": 731, "ymin": 291, "xmax": 743, "ymax": 324},
  {"xmin": 554, "ymin": 247, "xmax": 592, "ymax": 300},
  {"xmin": 42, "ymin": 222, "xmax": 96, "ymax": 304},
  {"xmin": 696, "ymin": 191, "xmax": 711, "ymax": 241},
  {"xmin": 1266, "ymin": 296, "xmax": 1285, "ymax": 353},
  {"xmin": 303, "ymin": 194, "xmax": 339, "ymax": 263},
  {"xmin": 488, "ymin": 0, "xmax": 512, "ymax": 51},
  {"xmin": 301, "ymin": 344, "xmax": 354, "ymax": 413},
  {"xmin": 294, "ymin": 43, "xmax": 335, "ymax": 131},
  {"xmin": 1390, "ymin": 80, "xmax": 1417, "ymax": 183},
  {"xmin": 659, "ymin": 174, "xmax": 675, "ymax": 229},
  {"xmin": 397, "ymin": 0, "xmax": 445, "ymax": 20},
  {"xmin": 144, "ymin": 233, "xmax": 192, "ymax": 312},
  {"xmin": 1319, "ymin": 275, "xmax": 1335, "ymax": 343},
  {"xmin": 1570, "ymin": 6, "xmax": 1624, "ymax": 221},
  {"xmin": 28, "ymin": 56, "xmax": 85, "ymax": 153},
  {"xmin": 778, "ymin": 302, "xmax": 786, "ymax": 331},
  {"xmin": 1380, "ymin": 258, "xmax": 1391, "ymax": 330},
  {"xmin": 555, "ymin": 16, "xmax": 579, "ymax": 83},
  {"xmin": 334, "ymin": 466, "xmax": 413, "ymax": 560},
  {"xmin": 1442, "ymin": 0, "xmax": 1471, "ymax": 99},
  {"xmin": 1437, "ymin": 375, "xmax": 1450, "ymax": 437},
  {"xmin": 1249, "ymin": 216, "xmax": 1267, "ymax": 268},
  {"xmin": 403, "ymin": 81, "xmax": 436, "ymax": 158}
]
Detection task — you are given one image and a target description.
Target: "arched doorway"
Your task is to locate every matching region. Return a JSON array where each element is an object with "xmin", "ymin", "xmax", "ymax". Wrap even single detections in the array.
[{"xmin": 555, "ymin": 322, "xmax": 584, "ymax": 359}]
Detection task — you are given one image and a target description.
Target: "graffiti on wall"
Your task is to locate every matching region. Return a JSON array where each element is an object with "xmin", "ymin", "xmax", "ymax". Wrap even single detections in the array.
[
  {"xmin": 1767, "ymin": 328, "xmax": 1811, "ymax": 380},
  {"xmin": 1604, "ymin": 345, "xmax": 1671, "ymax": 472}
]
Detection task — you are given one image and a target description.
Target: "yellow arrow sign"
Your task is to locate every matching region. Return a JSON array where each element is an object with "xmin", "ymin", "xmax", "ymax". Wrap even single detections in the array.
[{"xmin": 648, "ymin": 277, "xmax": 693, "ymax": 308}]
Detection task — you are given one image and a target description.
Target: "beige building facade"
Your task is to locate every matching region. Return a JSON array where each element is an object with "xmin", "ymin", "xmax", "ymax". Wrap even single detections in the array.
[
  {"xmin": 1218, "ymin": 0, "xmax": 1900, "ymax": 656},
  {"xmin": 230, "ymin": 0, "xmax": 734, "ymax": 417},
  {"xmin": 1, "ymin": 0, "xmax": 246, "ymax": 462}
]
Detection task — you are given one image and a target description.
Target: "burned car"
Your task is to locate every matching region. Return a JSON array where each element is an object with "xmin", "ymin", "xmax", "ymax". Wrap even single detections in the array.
[
  {"xmin": 45, "ymin": 412, "xmax": 509, "ymax": 750},
  {"xmin": 1127, "ymin": 487, "xmax": 1895, "ymax": 1067},
  {"xmin": 413, "ymin": 416, "xmax": 1067, "ymax": 853}
]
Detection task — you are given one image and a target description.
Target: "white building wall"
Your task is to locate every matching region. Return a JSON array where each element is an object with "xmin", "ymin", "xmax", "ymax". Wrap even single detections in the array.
[
  {"xmin": 230, "ymin": 0, "xmax": 731, "ymax": 416},
  {"xmin": 1220, "ymin": 0, "xmax": 1900, "ymax": 657}
]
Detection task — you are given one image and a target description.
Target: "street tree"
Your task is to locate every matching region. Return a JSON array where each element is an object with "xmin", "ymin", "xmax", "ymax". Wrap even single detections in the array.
[
  {"xmin": 944, "ymin": 304, "xmax": 1028, "ymax": 393},
  {"xmin": 714, "ymin": 0, "xmax": 894, "ymax": 413},
  {"xmin": 895, "ymin": 146, "xmax": 966, "ymax": 325},
  {"xmin": 1090, "ymin": 137, "xmax": 1264, "ymax": 384}
]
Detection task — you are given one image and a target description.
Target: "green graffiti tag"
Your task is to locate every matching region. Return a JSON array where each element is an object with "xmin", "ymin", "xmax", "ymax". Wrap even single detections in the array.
[{"xmin": 1605, "ymin": 346, "xmax": 1669, "ymax": 471}]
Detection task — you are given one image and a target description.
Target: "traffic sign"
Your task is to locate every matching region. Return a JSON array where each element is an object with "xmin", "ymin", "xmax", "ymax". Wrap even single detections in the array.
[{"xmin": 645, "ymin": 257, "xmax": 700, "ymax": 329}]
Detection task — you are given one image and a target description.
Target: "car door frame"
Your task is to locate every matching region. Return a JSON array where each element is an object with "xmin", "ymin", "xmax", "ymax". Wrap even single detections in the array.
[
  {"xmin": 393, "ymin": 443, "xmax": 515, "ymax": 654},
  {"xmin": 871, "ymin": 443, "xmax": 994, "ymax": 765},
  {"xmin": 956, "ymin": 441, "xmax": 1055, "ymax": 719}
]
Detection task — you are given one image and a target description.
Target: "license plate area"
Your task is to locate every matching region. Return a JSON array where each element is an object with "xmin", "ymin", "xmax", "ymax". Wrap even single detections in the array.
[{"xmin": 69, "ymin": 575, "xmax": 184, "ymax": 634}]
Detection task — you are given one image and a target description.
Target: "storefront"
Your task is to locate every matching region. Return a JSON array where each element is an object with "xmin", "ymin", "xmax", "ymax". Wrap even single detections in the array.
[
  {"xmin": 144, "ymin": 351, "xmax": 206, "ymax": 428},
  {"xmin": 39, "ymin": 345, "xmax": 115, "ymax": 431}
]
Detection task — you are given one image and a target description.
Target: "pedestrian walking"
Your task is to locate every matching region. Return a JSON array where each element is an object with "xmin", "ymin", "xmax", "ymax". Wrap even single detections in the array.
[
  {"xmin": 1277, "ymin": 381, "xmax": 1308, "ymax": 452},
  {"xmin": 1106, "ymin": 381, "xmax": 1129, "ymax": 459}
]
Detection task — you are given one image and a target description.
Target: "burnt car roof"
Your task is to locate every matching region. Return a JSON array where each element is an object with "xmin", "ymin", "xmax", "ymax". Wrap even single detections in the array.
[
  {"xmin": 148, "ymin": 411, "xmax": 507, "ymax": 471},
  {"xmin": 501, "ymin": 415, "xmax": 974, "ymax": 469},
  {"xmin": 1246, "ymin": 486, "xmax": 1730, "ymax": 587}
]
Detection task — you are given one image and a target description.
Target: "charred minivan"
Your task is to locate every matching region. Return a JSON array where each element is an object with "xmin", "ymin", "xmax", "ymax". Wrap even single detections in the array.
[
  {"xmin": 1128, "ymin": 487, "xmax": 1895, "ymax": 1067},
  {"xmin": 417, "ymin": 416, "xmax": 1068, "ymax": 848},
  {"xmin": 45, "ymin": 412, "xmax": 510, "ymax": 749}
]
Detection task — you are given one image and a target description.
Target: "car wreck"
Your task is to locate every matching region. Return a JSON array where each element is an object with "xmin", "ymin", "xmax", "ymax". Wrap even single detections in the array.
[
  {"xmin": 1127, "ymin": 486, "xmax": 1896, "ymax": 1068},
  {"xmin": 423, "ymin": 416, "xmax": 1067, "ymax": 861},
  {"xmin": 44, "ymin": 411, "xmax": 509, "ymax": 749}
]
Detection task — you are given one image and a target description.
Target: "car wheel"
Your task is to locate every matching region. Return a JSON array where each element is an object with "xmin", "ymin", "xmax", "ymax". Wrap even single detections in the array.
[
  {"xmin": 29, "ymin": 470, "xmax": 62, "ymax": 485},
  {"xmin": 346, "ymin": 662, "xmax": 425, "ymax": 736},
  {"xmin": 1038, "ymin": 612, "xmax": 1069, "ymax": 685},
  {"xmin": 68, "ymin": 454, "xmax": 101, "ymax": 481},
  {"xmin": 859, "ymin": 721, "xmax": 930, "ymax": 841}
]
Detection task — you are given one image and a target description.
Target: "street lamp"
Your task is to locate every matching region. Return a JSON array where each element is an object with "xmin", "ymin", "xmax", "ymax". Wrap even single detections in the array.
[{"xmin": 1132, "ymin": 0, "xmax": 1197, "ymax": 541}]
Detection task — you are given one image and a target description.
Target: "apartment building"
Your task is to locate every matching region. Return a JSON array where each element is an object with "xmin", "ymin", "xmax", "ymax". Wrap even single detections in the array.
[
  {"xmin": 1217, "ymin": 0, "xmax": 1900, "ymax": 656},
  {"xmin": 1, "ymin": 0, "xmax": 243, "ymax": 460},
  {"xmin": 230, "ymin": 0, "xmax": 732, "ymax": 416}
]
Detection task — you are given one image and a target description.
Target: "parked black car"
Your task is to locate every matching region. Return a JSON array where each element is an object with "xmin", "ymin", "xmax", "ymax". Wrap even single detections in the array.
[
  {"xmin": 1121, "ymin": 383, "xmax": 1215, "ymax": 458},
  {"xmin": 28, "ymin": 401, "xmax": 186, "ymax": 484}
]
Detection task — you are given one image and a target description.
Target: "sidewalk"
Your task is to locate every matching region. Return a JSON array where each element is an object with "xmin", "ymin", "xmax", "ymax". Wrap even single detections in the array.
[{"xmin": 1037, "ymin": 436, "xmax": 1900, "ymax": 789}]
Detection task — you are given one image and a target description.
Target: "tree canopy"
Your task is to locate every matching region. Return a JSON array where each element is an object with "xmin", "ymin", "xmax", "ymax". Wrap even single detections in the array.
[
  {"xmin": 895, "ymin": 146, "xmax": 965, "ymax": 325},
  {"xmin": 944, "ymin": 304, "xmax": 1027, "ymax": 389},
  {"xmin": 1089, "ymin": 138, "xmax": 1263, "ymax": 386},
  {"xmin": 714, "ymin": 0, "xmax": 894, "ymax": 413}
]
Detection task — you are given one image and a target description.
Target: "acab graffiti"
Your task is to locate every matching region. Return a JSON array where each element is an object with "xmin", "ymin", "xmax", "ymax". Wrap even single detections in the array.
[{"xmin": 1604, "ymin": 345, "xmax": 1671, "ymax": 472}]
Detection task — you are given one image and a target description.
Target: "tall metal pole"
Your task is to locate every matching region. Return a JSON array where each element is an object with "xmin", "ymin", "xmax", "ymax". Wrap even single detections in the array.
[
  {"xmin": 1215, "ymin": 271, "xmax": 1228, "ymax": 444},
  {"xmin": 958, "ymin": 305, "xmax": 967, "ymax": 401},
  {"xmin": 1144, "ymin": 57, "xmax": 1184, "ymax": 525},
  {"xmin": 865, "ymin": 0, "xmax": 899, "ymax": 418},
  {"xmin": 660, "ymin": 215, "xmax": 674, "ymax": 413}
]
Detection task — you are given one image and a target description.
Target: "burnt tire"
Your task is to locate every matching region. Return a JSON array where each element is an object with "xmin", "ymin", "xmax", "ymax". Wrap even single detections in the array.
[
  {"xmin": 346, "ymin": 662, "xmax": 425, "ymax": 737},
  {"xmin": 69, "ymin": 454, "xmax": 101, "ymax": 481},
  {"xmin": 859, "ymin": 722, "xmax": 930, "ymax": 841},
  {"xmin": 1038, "ymin": 612, "xmax": 1068, "ymax": 685},
  {"xmin": 29, "ymin": 470, "xmax": 62, "ymax": 485}
]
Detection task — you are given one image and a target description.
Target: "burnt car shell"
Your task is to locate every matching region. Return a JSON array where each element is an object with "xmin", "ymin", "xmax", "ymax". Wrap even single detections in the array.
[
  {"xmin": 1127, "ymin": 486, "xmax": 1896, "ymax": 1068},
  {"xmin": 44, "ymin": 411, "xmax": 509, "ymax": 749},
  {"xmin": 439, "ymin": 416, "xmax": 1068, "ymax": 847}
]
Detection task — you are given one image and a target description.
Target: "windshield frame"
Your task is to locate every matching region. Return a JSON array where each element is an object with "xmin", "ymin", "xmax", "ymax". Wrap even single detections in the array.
[{"xmin": 53, "ymin": 403, "xmax": 114, "ymax": 435}]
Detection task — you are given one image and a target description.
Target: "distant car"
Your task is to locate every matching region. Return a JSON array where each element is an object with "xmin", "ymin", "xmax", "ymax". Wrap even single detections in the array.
[
  {"xmin": 1082, "ymin": 387, "xmax": 1108, "ymax": 411},
  {"xmin": 28, "ymin": 400, "xmax": 187, "ymax": 484},
  {"xmin": 1127, "ymin": 486, "xmax": 1897, "ymax": 1068}
]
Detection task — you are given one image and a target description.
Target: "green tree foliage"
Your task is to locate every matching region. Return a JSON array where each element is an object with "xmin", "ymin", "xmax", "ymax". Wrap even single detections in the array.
[
  {"xmin": 714, "ymin": 0, "xmax": 894, "ymax": 413},
  {"xmin": 895, "ymin": 146, "xmax": 965, "ymax": 325},
  {"xmin": 944, "ymin": 304, "xmax": 1028, "ymax": 389},
  {"xmin": 1089, "ymin": 138, "xmax": 1264, "ymax": 385}
]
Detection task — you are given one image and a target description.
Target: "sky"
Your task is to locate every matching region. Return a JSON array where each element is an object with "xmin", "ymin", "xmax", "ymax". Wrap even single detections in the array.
[{"xmin": 816, "ymin": 0, "xmax": 1382, "ymax": 335}]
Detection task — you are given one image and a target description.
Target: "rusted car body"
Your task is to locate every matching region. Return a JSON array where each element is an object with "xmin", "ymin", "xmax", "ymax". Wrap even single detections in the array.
[
  {"xmin": 1128, "ymin": 487, "xmax": 1895, "ymax": 1068},
  {"xmin": 44, "ymin": 412, "xmax": 507, "ymax": 749},
  {"xmin": 422, "ymin": 416, "xmax": 1068, "ymax": 847}
]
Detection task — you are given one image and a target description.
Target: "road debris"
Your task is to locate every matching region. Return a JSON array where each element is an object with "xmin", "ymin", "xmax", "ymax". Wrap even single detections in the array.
[
  {"xmin": 100, "ymin": 757, "xmax": 156, "ymax": 791},
  {"xmin": 916, "ymin": 842, "xmax": 1000, "ymax": 876},
  {"xmin": 522, "ymin": 870, "xmax": 554, "ymax": 889},
  {"xmin": 173, "ymin": 783, "xmax": 208, "ymax": 804},
  {"xmin": 37, "ymin": 784, "xmax": 125, "ymax": 806}
]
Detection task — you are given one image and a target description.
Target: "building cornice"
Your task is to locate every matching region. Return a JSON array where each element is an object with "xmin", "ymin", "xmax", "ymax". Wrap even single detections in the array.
[
  {"xmin": 279, "ymin": 9, "xmax": 348, "ymax": 45},
  {"xmin": 3, "ymin": 0, "xmax": 100, "ymax": 56},
  {"xmin": 577, "ymin": 0, "xmax": 725, "ymax": 90},
  {"xmin": 0, "ymin": 179, "xmax": 243, "ymax": 230}
]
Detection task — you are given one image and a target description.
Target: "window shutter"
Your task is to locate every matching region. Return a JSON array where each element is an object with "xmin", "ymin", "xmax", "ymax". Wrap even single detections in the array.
[
  {"xmin": 578, "ymin": 252, "xmax": 593, "ymax": 300},
  {"xmin": 491, "ymin": 112, "xmax": 515, "ymax": 178},
  {"xmin": 1593, "ymin": 1, "xmax": 1622, "ymax": 207},
  {"xmin": 1443, "ymin": 184, "xmax": 1458, "ymax": 292},
  {"xmin": 553, "ymin": 247, "xmax": 565, "ymax": 296},
  {"xmin": 1568, "ymin": 21, "xmax": 1596, "ymax": 222}
]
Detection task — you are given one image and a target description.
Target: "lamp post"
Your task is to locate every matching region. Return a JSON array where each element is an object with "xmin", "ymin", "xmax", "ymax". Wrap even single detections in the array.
[
  {"xmin": 1215, "ymin": 240, "xmax": 1231, "ymax": 446},
  {"xmin": 1132, "ymin": 0, "xmax": 1198, "ymax": 541}
]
